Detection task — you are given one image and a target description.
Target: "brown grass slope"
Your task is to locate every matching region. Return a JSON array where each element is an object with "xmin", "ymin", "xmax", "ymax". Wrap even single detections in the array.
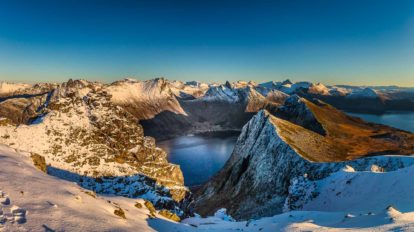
[{"xmin": 275, "ymin": 99, "xmax": 414, "ymax": 162}]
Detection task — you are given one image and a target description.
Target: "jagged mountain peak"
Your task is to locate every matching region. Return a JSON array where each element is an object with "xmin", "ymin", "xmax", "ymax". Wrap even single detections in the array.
[
  {"xmin": 281, "ymin": 79, "xmax": 293, "ymax": 85},
  {"xmin": 230, "ymin": 80, "xmax": 257, "ymax": 89},
  {"xmin": 224, "ymin": 80, "xmax": 233, "ymax": 89},
  {"xmin": 51, "ymin": 79, "xmax": 102, "ymax": 99},
  {"xmin": 195, "ymin": 106, "xmax": 414, "ymax": 219},
  {"xmin": 203, "ymin": 83, "xmax": 239, "ymax": 102},
  {"xmin": 0, "ymin": 87, "xmax": 188, "ymax": 206}
]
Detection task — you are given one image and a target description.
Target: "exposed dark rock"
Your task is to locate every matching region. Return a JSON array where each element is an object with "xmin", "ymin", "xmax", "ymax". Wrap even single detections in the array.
[
  {"xmin": 159, "ymin": 209, "xmax": 181, "ymax": 222},
  {"xmin": 30, "ymin": 153, "xmax": 47, "ymax": 173}
]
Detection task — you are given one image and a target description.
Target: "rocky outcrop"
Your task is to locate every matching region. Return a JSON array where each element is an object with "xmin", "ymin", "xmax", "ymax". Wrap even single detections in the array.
[
  {"xmin": 0, "ymin": 80, "xmax": 188, "ymax": 213},
  {"xmin": 194, "ymin": 110, "xmax": 414, "ymax": 220},
  {"xmin": 30, "ymin": 153, "xmax": 47, "ymax": 173}
]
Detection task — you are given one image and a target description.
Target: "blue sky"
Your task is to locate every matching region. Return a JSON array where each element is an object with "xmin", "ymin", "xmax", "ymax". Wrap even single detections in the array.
[{"xmin": 0, "ymin": 0, "xmax": 413, "ymax": 86}]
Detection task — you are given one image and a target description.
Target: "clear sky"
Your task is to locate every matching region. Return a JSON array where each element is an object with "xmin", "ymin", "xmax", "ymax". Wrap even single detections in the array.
[{"xmin": 0, "ymin": 0, "xmax": 413, "ymax": 86}]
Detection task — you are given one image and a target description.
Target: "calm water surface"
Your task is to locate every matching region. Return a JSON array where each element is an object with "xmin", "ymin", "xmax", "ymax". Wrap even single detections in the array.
[
  {"xmin": 157, "ymin": 132, "xmax": 239, "ymax": 186},
  {"xmin": 348, "ymin": 112, "xmax": 414, "ymax": 133}
]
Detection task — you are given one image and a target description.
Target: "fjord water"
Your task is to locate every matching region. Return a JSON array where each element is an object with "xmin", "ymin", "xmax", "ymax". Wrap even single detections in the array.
[
  {"xmin": 157, "ymin": 132, "xmax": 239, "ymax": 186},
  {"xmin": 348, "ymin": 112, "xmax": 414, "ymax": 133}
]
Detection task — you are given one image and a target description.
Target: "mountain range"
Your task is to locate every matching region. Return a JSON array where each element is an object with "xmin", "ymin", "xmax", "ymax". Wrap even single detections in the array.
[{"xmin": 0, "ymin": 78, "xmax": 413, "ymax": 231}]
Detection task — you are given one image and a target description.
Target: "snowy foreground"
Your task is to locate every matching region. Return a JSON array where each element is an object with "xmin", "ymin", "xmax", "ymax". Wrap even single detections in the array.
[{"xmin": 1, "ymin": 145, "xmax": 414, "ymax": 231}]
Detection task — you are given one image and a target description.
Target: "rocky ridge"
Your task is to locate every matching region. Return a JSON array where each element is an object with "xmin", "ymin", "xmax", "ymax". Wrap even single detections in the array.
[
  {"xmin": 0, "ymin": 79, "xmax": 187, "ymax": 214},
  {"xmin": 194, "ymin": 96, "xmax": 414, "ymax": 220}
]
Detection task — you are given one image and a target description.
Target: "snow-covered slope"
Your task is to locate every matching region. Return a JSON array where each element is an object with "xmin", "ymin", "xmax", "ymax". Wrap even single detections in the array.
[
  {"xmin": 189, "ymin": 112, "xmax": 414, "ymax": 229},
  {"xmin": 2, "ymin": 78, "xmax": 414, "ymax": 231},
  {"xmin": 0, "ymin": 80, "xmax": 187, "ymax": 211},
  {"xmin": 300, "ymin": 164, "xmax": 414, "ymax": 213},
  {"xmin": 200, "ymin": 82, "xmax": 285, "ymax": 110},
  {"xmin": 106, "ymin": 78, "xmax": 186, "ymax": 120},
  {"xmin": 3, "ymin": 144, "xmax": 414, "ymax": 231},
  {"xmin": 194, "ymin": 97, "xmax": 414, "ymax": 219},
  {"xmin": 202, "ymin": 82, "xmax": 240, "ymax": 102},
  {"xmin": 0, "ymin": 145, "xmax": 201, "ymax": 231}
]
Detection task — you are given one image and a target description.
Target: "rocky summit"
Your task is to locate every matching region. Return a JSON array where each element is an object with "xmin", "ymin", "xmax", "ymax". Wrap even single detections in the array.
[
  {"xmin": 0, "ymin": 79, "xmax": 188, "ymax": 214},
  {"xmin": 193, "ymin": 95, "xmax": 414, "ymax": 220}
]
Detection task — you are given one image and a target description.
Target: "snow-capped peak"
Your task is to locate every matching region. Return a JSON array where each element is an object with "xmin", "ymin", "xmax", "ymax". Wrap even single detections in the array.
[
  {"xmin": 203, "ymin": 83, "xmax": 239, "ymax": 102},
  {"xmin": 346, "ymin": 87, "xmax": 379, "ymax": 99}
]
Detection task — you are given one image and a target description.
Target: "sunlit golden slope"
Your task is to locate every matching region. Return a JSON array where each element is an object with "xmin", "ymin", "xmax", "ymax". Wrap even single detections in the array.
[{"xmin": 273, "ymin": 98, "xmax": 414, "ymax": 162}]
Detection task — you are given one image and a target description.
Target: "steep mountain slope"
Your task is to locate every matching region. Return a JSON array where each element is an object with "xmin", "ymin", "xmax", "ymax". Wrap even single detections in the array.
[
  {"xmin": 194, "ymin": 97, "xmax": 414, "ymax": 220},
  {"xmin": 186, "ymin": 164, "xmax": 414, "ymax": 231},
  {"xmin": 3, "ymin": 135, "xmax": 414, "ymax": 231},
  {"xmin": 0, "ymin": 82, "xmax": 56, "ymax": 124},
  {"xmin": 0, "ymin": 145, "xmax": 192, "ymax": 231},
  {"xmin": 106, "ymin": 78, "xmax": 186, "ymax": 120},
  {"xmin": 274, "ymin": 96, "xmax": 413, "ymax": 161},
  {"xmin": 0, "ymin": 80, "xmax": 187, "ymax": 210},
  {"xmin": 0, "ymin": 93, "xmax": 49, "ymax": 124}
]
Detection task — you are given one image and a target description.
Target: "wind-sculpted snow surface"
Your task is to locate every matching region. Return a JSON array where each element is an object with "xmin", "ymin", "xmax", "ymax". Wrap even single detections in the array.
[{"xmin": 194, "ymin": 109, "xmax": 414, "ymax": 220}]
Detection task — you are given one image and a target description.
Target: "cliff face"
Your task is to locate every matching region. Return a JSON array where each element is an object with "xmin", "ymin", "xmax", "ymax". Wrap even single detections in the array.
[
  {"xmin": 0, "ymin": 80, "xmax": 187, "ymax": 212},
  {"xmin": 194, "ymin": 106, "xmax": 414, "ymax": 220},
  {"xmin": 193, "ymin": 110, "xmax": 304, "ymax": 219}
]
